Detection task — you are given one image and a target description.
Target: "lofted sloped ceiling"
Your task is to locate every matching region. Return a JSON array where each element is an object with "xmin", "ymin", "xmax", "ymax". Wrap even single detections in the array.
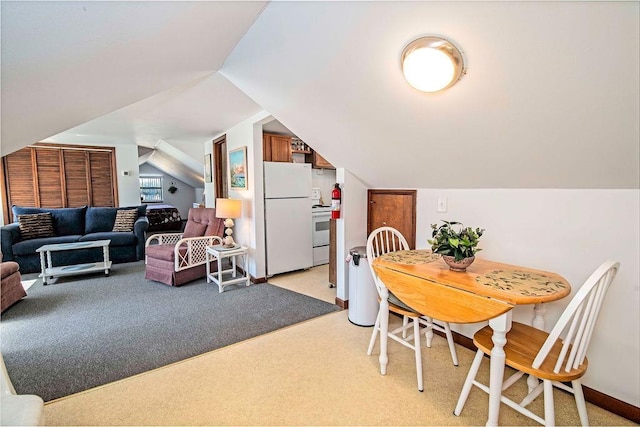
[
  {"xmin": 1, "ymin": 1, "xmax": 266, "ymax": 155},
  {"xmin": 221, "ymin": 1, "xmax": 639, "ymax": 189},
  {"xmin": 1, "ymin": 1, "xmax": 639, "ymax": 190}
]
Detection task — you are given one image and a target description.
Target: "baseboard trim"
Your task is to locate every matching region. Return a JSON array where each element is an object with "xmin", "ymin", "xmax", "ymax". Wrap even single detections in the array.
[
  {"xmin": 335, "ymin": 297, "xmax": 348, "ymax": 309},
  {"xmin": 435, "ymin": 328, "xmax": 639, "ymax": 423}
]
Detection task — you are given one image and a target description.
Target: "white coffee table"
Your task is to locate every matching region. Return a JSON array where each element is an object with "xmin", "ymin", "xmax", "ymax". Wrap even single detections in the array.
[
  {"xmin": 205, "ymin": 245, "xmax": 250, "ymax": 293},
  {"xmin": 36, "ymin": 240, "xmax": 112, "ymax": 285}
]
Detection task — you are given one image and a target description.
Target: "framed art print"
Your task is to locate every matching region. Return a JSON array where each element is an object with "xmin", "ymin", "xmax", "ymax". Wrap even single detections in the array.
[{"xmin": 228, "ymin": 146, "xmax": 247, "ymax": 190}]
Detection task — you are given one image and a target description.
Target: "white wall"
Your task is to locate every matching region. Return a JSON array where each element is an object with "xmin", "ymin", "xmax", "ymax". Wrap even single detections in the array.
[
  {"xmin": 218, "ymin": 110, "xmax": 271, "ymax": 279},
  {"xmin": 311, "ymin": 168, "xmax": 337, "ymax": 205},
  {"xmin": 368, "ymin": 188, "xmax": 639, "ymax": 406},
  {"xmin": 335, "ymin": 168, "xmax": 369, "ymax": 301}
]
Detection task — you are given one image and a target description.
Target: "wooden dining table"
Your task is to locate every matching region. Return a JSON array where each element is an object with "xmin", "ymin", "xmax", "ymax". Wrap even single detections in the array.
[{"xmin": 372, "ymin": 250, "xmax": 571, "ymax": 426}]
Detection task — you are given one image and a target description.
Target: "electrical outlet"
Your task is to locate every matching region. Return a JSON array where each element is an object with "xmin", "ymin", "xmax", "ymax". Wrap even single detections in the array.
[{"xmin": 437, "ymin": 197, "xmax": 448, "ymax": 213}]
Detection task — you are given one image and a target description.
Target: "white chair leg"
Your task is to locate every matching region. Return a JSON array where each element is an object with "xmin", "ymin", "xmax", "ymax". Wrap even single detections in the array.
[
  {"xmin": 454, "ymin": 349, "xmax": 484, "ymax": 416},
  {"xmin": 367, "ymin": 308, "xmax": 381, "ymax": 356},
  {"xmin": 413, "ymin": 318, "xmax": 424, "ymax": 392},
  {"xmin": 402, "ymin": 315, "xmax": 409, "ymax": 339},
  {"xmin": 572, "ymin": 380, "xmax": 589, "ymax": 427},
  {"xmin": 379, "ymin": 303, "xmax": 389, "ymax": 376},
  {"xmin": 543, "ymin": 379, "xmax": 556, "ymax": 427},
  {"xmin": 423, "ymin": 316, "xmax": 434, "ymax": 348},
  {"xmin": 442, "ymin": 321, "xmax": 459, "ymax": 366}
]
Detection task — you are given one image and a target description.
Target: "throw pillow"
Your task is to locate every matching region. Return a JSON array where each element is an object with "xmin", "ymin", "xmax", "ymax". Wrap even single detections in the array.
[
  {"xmin": 18, "ymin": 213, "xmax": 55, "ymax": 240},
  {"xmin": 112, "ymin": 209, "xmax": 138, "ymax": 232}
]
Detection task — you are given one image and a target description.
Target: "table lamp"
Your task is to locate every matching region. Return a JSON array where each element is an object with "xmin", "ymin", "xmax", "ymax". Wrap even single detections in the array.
[{"xmin": 215, "ymin": 198, "xmax": 242, "ymax": 247}]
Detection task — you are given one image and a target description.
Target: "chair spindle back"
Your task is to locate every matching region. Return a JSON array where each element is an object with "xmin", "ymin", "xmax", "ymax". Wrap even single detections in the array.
[
  {"xmin": 366, "ymin": 227, "xmax": 410, "ymax": 297},
  {"xmin": 532, "ymin": 260, "xmax": 620, "ymax": 373}
]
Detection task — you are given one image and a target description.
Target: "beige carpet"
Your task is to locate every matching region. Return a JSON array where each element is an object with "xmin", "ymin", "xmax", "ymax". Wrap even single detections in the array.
[{"xmin": 44, "ymin": 266, "xmax": 633, "ymax": 426}]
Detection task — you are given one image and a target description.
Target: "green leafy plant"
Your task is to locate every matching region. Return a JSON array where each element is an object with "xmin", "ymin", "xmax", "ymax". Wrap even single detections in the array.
[{"xmin": 428, "ymin": 220, "xmax": 485, "ymax": 261}]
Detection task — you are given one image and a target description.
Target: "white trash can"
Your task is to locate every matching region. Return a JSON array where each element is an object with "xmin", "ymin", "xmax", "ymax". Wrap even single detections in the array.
[{"xmin": 347, "ymin": 246, "xmax": 379, "ymax": 327}]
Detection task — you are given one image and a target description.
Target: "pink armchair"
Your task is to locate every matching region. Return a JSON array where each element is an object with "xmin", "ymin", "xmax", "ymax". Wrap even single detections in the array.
[
  {"xmin": 1, "ymin": 260, "xmax": 26, "ymax": 313},
  {"xmin": 144, "ymin": 208, "xmax": 225, "ymax": 286}
]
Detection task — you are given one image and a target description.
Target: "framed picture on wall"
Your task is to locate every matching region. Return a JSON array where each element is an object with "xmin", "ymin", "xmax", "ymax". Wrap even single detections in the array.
[
  {"xmin": 229, "ymin": 146, "xmax": 247, "ymax": 190},
  {"xmin": 204, "ymin": 154, "xmax": 212, "ymax": 183}
]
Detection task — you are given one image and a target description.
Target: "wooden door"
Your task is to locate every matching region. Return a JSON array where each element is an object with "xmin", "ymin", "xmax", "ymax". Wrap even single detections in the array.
[{"xmin": 367, "ymin": 190, "xmax": 417, "ymax": 249}]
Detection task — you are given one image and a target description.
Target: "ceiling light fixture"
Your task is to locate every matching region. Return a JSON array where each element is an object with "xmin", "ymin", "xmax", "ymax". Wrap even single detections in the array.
[{"xmin": 401, "ymin": 36, "xmax": 466, "ymax": 93}]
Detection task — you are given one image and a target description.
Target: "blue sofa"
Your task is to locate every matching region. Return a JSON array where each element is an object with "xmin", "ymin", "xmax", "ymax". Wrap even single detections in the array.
[{"xmin": 0, "ymin": 205, "xmax": 149, "ymax": 274}]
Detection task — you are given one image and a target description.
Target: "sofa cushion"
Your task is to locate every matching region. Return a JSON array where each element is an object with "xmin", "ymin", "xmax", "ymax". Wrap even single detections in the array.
[
  {"xmin": 112, "ymin": 209, "xmax": 138, "ymax": 232},
  {"xmin": 80, "ymin": 232, "xmax": 136, "ymax": 247},
  {"xmin": 12, "ymin": 235, "xmax": 82, "ymax": 256},
  {"xmin": 17, "ymin": 213, "xmax": 55, "ymax": 240},
  {"xmin": 12, "ymin": 206, "xmax": 86, "ymax": 236},
  {"xmin": 86, "ymin": 206, "xmax": 147, "ymax": 234},
  {"xmin": 85, "ymin": 207, "xmax": 118, "ymax": 234}
]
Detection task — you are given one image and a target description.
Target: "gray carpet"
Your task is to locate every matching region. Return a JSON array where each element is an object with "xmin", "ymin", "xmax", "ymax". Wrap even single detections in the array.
[{"xmin": 0, "ymin": 262, "xmax": 340, "ymax": 402}]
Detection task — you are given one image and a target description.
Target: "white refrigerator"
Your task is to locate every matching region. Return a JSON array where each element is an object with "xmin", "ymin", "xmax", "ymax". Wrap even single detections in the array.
[{"xmin": 264, "ymin": 162, "xmax": 313, "ymax": 276}]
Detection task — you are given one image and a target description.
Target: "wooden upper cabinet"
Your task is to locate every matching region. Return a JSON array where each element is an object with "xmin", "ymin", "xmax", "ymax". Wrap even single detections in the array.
[
  {"xmin": 307, "ymin": 151, "xmax": 335, "ymax": 169},
  {"xmin": 263, "ymin": 133, "xmax": 292, "ymax": 163}
]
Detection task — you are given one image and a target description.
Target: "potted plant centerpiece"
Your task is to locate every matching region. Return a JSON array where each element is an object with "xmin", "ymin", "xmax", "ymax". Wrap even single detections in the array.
[{"xmin": 428, "ymin": 220, "xmax": 485, "ymax": 272}]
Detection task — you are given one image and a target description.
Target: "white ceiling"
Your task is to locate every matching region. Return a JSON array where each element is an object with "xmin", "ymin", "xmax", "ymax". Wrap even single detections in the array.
[
  {"xmin": 1, "ymin": 1, "xmax": 265, "ymax": 153},
  {"xmin": 2, "ymin": 1, "xmax": 638, "ymax": 189}
]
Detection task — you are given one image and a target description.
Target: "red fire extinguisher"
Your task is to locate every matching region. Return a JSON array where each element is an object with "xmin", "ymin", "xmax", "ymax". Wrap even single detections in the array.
[{"xmin": 331, "ymin": 183, "xmax": 341, "ymax": 219}]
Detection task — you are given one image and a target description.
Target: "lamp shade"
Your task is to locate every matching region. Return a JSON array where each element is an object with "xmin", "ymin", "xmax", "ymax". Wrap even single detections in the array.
[{"xmin": 215, "ymin": 198, "xmax": 242, "ymax": 219}]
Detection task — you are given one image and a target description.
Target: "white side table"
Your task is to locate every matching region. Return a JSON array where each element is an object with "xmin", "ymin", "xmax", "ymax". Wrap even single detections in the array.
[{"xmin": 205, "ymin": 245, "xmax": 250, "ymax": 293}]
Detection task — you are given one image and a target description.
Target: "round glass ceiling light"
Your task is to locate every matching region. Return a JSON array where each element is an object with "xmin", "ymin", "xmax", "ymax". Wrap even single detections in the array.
[{"xmin": 401, "ymin": 36, "xmax": 466, "ymax": 93}]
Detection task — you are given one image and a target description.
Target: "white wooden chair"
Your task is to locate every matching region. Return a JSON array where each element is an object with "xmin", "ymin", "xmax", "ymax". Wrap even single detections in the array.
[
  {"xmin": 366, "ymin": 226, "xmax": 458, "ymax": 392},
  {"xmin": 454, "ymin": 259, "xmax": 620, "ymax": 426},
  {"xmin": 1, "ymin": 352, "xmax": 44, "ymax": 426}
]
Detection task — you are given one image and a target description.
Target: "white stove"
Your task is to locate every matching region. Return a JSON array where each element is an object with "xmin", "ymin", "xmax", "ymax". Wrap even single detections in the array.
[
  {"xmin": 311, "ymin": 190, "xmax": 331, "ymax": 266},
  {"xmin": 312, "ymin": 205, "xmax": 332, "ymax": 213}
]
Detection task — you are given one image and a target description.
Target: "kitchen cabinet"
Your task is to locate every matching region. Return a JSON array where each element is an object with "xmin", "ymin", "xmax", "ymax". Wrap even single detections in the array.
[
  {"xmin": 263, "ymin": 133, "xmax": 292, "ymax": 162},
  {"xmin": 307, "ymin": 151, "xmax": 335, "ymax": 169}
]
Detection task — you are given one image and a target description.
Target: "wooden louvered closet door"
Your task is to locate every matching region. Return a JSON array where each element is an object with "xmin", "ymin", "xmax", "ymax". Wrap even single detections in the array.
[
  {"xmin": 63, "ymin": 150, "xmax": 90, "ymax": 207},
  {"xmin": 2, "ymin": 144, "xmax": 118, "ymax": 223}
]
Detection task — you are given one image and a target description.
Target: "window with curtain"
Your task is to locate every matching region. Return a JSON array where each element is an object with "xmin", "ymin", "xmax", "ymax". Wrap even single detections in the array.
[{"xmin": 140, "ymin": 176, "xmax": 163, "ymax": 202}]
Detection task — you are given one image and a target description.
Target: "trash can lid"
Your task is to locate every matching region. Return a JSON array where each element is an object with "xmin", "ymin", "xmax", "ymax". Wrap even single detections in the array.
[{"xmin": 349, "ymin": 246, "xmax": 367, "ymax": 257}]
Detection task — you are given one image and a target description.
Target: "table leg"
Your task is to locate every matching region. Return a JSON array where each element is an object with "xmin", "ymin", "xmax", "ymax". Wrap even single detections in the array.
[
  {"xmin": 378, "ymin": 294, "xmax": 389, "ymax": 375},
  {"xmin": 528, "ymin": 303, "xmax": 547, "ymax": 391},
  {"xmin": 217, "ymin": 253, "xmax": 224, "ymax": 293},
  {"xmin": 487, "ymin": 311, "xmax": 512, "ymax": 427},
  {"xmin": 103, "ymin": 244, "xmax": 110, "ymax": 275},
  {"xmin": 232, "ymin": 254, "xmax": 237, "ymax": 278},
  {"xmin": 243, "ymin": 253, "xmax": 250, "ymax": 287},
  {"xmin": 206, "ymin": 251, "xmax": 211, "ymax": 283},
  {"xmin": 40, "ymin": 251, "xmax": 48, "ymax": 285}
]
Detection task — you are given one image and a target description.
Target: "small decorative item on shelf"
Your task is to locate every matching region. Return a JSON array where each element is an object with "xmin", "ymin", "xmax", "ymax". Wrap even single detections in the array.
[{"xmin": 428, "ymin": 220, "xmax": 485, "ymax": 272}]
